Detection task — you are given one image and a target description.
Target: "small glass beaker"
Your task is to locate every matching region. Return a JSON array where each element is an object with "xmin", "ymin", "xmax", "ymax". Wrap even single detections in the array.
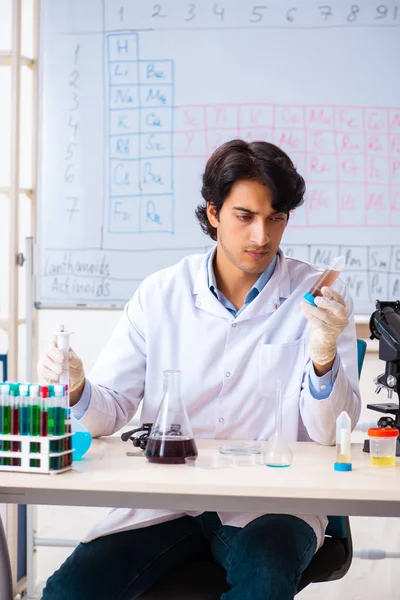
[
  {"xmin": 368, "ymin": 428, "xmax": 398, "ymax": 467},
  {"xmin": 146, "ymin": 370, "xmax": 198, "ymax": 464}
]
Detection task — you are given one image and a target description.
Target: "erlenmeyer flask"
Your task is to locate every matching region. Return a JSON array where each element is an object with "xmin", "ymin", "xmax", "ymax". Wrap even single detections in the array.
[
  {"xmin": 264, "ymin": 379, "xmax": 293, "ymax": 468},
  {"xmin": 71, "ymin": 415, "xmax": 92, "ymax": 461},
  {"xmin": 145, "ymin": 370, "xmax": 198, "ymax": 464}
]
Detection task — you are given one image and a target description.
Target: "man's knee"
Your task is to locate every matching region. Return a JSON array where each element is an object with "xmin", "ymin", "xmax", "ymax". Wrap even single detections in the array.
[
  {"xmin": 42, "ymin": 548, "xmax": 81, "ymax": 599},
  {"xmin": 42, "ymin": 542, "xmax": 102, "ymax": 600},
  {"xmin": 228, "ymin": 515, "xmax": 317, "ymax": 586}
]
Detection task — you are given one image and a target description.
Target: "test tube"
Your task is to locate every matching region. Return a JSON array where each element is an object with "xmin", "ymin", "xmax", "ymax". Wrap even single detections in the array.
[
  {"xmin": 55, "ymin": 326, "xmax": 72, "ymax": 464},
  {"xmin": 29, "ymin": 385, "xmax": 40, "ymax": 437},
  {"xmin": 334, "ymin": 411, "xmax": 352, "ymax": 472},
  {"xmin": 47, "ymin": 385, "xmax": 54, "ymax": 436},
  {"xmin": 0, "ymin": 384, "xmax": 7, "ymax": 465},
  {"xmin": 10, "ymin": 384, "xmax": 20, "ymax": 435},
  {"xmin": 29, "ymin": 385, "xmax": 41, "ymax": 468},
  {"xmin": 40, "ymin": 385, "xmax": 49, "ymax": 437},
  {"xmin": 53, "ymin": 384, "xmax": 65, "ymax": 436},
  {"xmin": 304, "ymin": 256, "xmax": 345, "ymax": 307},
  {"xmin": 10, "ymin": 384, "xmax": 20, "ymax": 466},
  {"xmin": 65, "ymin": 384, "xmax": 71, "ymax": 434},
  {"xmin": 0, "ymin": 384, "xmax": 3, "ymax": 465},
  {"xmin": 65, "ymin": 384, "xmax": 72, "ymax": 465},
  {"xmin": 19, "ymin": 384, "xmax": 30, "ymax": 435},
  {"xmin": 2, "ymin": 384, "xmax": 11, "ymax": 465}
]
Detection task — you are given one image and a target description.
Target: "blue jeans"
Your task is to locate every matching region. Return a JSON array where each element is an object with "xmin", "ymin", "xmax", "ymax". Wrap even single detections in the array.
[{"xmin": 42, "ymin": 512, "xmax": 317, "ymax": 600}]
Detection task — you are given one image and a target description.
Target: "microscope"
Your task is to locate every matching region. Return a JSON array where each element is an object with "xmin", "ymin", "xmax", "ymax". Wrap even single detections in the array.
[{"xmin": 363, "ymin": 300, "xmax": 400, "ymax": 457}]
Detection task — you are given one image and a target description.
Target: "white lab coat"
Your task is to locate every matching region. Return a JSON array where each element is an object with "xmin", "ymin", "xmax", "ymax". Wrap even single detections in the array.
[{"xmin": 80, "ymin": 249, "xmax": 361, "ymax": 550}]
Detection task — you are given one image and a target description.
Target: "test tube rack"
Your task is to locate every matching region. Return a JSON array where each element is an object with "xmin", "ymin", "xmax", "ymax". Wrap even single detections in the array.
[{"xmin": 0, "ymin": 433, "xmax": 73, "ymax": 474}]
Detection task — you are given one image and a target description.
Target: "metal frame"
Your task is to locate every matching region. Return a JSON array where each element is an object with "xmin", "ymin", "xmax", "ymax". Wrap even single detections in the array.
[
  {"xmin": 1, "ymin": 2, "xmax": 39, "ymax": 380},
  {"xmin": 8, "ymin": 0, "xmax": 22, "ymax": 383},
  {"xmin": 4, "ymin": 3, "xmax": 24, "ymax": 594},
  {"xmin": 0, "ymin": 1, "xmax": 39, "ymax": 596}
]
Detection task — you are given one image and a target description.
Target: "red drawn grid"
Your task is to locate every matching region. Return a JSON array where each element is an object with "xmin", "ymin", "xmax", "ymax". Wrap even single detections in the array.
[{"xmin": 173, "ymin": 103, "xmax": 400, "ymax": 228}]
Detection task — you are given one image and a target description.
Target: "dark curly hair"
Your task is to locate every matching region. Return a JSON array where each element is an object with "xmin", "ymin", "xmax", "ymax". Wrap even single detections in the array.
[{"xmin": 195, "ymin": 139, "xmax": 306, "ymax": 241}]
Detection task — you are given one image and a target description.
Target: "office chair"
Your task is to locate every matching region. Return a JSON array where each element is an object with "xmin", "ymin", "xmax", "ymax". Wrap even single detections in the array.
[{"xmin": 139, "ymin": 340, "xmax": 366, "ymax": 599}]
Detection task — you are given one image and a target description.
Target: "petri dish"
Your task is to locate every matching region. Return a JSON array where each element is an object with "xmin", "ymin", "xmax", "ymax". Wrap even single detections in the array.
[
  {"xmin": 227, "ymin": 453, "xmax": 263, "ymax": 467},
  {"xmin": 185, "ymin": 456, "xmax": 229, "ymax": 469},
  {"xmin": 219, "ymin": 441, "xmax": 262, "ymax": 455}
]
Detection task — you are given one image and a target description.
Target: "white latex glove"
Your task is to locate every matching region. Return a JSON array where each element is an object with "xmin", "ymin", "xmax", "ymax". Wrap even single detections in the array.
[
  {"xmin": 300, "ymin": 286, "xmax": 349, "ymax": 366},
  {"xmin": 37, "ymin": 340, "xmax": 85, "ymax": 393}
]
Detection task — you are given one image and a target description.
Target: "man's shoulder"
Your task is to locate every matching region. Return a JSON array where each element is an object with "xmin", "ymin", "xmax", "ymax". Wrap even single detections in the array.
[
  {"xmin": 140, "ymin": 252, "xmax": 208, "ymax": 293},
  {"xmin": 283, "ymin": 254, "xmax": 322, "ymax": 280}
]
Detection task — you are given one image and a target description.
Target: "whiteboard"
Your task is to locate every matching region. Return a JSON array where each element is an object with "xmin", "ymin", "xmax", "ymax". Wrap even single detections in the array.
[{"xmin": 37, "ymin": 0, "xmax": 400, "ymax": 313}]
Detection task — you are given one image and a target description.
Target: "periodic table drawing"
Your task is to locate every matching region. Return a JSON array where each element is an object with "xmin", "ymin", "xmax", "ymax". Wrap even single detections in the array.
[{"xmin": 37, "ymin": 0, "xmax": 400, "ymax": 312}]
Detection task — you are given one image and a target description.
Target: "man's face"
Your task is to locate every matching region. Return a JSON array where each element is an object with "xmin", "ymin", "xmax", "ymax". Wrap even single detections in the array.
[{"xmin": 207, "ymin": 180, "xmax": 288, "ymax": 275}]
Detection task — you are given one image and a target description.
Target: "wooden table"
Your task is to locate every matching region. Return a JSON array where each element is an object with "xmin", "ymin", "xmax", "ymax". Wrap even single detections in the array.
[{"xmin": 0, "ymin": 439, "xmax": 399, "ymax": 518}]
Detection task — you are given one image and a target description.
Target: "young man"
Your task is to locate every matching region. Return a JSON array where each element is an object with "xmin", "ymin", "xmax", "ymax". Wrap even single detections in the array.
[{"xmin": 38, "ymin": 140, "xmax": 361, "ymax": 600}]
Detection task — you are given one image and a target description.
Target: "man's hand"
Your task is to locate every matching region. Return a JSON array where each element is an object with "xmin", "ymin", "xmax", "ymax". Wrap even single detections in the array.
[
  {"xmin": 300, "ymin": 286, "xmax": 349, "ymax": 372},
  {"xmin": 37, "ymin": 340, "xmax": 85, "ymax": 405}
]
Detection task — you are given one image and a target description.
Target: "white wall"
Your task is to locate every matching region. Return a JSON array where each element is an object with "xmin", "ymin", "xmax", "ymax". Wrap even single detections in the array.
[{"xmin": 37, "ymin": 309, "xmax": 121, "ymax": 374}]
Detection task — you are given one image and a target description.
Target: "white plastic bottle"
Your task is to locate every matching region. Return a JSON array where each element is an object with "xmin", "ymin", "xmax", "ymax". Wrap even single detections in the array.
[{"xmin": 334, "ymin": 411, "xmax": 352, "ymax": 471}]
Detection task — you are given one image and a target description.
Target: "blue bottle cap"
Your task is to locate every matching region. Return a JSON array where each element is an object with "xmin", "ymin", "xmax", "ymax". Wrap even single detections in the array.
[
  {"xmin": 334, "ymin": 462, "xmax": 352, "ymax": 471},
  {"xmin": 303, "ymin": 292, "xmax": 317, "ymax": 306}
]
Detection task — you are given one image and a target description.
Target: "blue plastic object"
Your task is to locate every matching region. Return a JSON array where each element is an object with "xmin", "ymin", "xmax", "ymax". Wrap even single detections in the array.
[
  {"xmin": 356, "ymin": 338, "xmax": 367, "ymax": 378},
  {"xmin": 334, "ymin": 462, "xmax": 352, "ymax": 472},
  {"xmin": 71, "ymin": 416, "xmax": 92, "ymax": 460},
  {"xmin": 303, "ymin": 292, "xmax": 317, "ymax": 306}
]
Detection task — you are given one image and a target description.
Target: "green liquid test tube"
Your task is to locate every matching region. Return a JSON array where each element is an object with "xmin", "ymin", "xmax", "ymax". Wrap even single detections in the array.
[
  {"xmin": 10, "ymin": 384, "xmax": 20, "ymax": 466},
  {"xmin": 54, "ymin": 384, "xmax": 65, "ymax": 436},
  {"xmin": 19, "ymin": 383, "xmax": 30, "ymax": 435},
  {"xmin": 2, "ymin": 384, "xmax": 11, "ymax": 465},
  {"xmin": 0, "ymin": 384, "xmax": 8, "ymax": 466},
  {"xmin": 47, "ymin": 385, "xmax": 54, "ymax": 436},
  {"xmin": 3, "ymin": 390, "xmax": 11, "ymax": 434},
  {"xmin": 29, "ymin": 385, "xmax": 40, "ymax": 436}
]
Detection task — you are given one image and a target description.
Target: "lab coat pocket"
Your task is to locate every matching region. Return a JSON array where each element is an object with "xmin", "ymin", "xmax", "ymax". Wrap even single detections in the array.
[{"xmin": 258, "ymin": 339, "xmax": 305, "ymax": 400}]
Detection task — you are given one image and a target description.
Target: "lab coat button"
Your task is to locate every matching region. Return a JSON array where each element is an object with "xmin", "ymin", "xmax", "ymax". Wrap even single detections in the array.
[
  {"xmin": 219, "ymin": 417, "xmax": 224, "ymax": 423},
  {"xmin": 225, "ymin": 372, "xmax": 231, "ymax": 378},
  {"xmin": 231, "ymin": 323, "xmax": 237, "ymax": 328}
]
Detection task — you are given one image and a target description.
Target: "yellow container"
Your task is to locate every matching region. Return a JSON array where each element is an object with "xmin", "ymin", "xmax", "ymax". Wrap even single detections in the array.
[{"xmin": 368, "ymin": 428, "xmax": 398, "ymax": 467}]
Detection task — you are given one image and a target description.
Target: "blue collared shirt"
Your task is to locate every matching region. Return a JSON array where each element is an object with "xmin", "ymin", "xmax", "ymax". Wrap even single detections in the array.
[
  {"xmin": 207, "ymin": 252, "xmax": 277, "ymax": 318},
  {"xmin": 207, "ymin": 249, "xmax": 338, "ymax": 400}
]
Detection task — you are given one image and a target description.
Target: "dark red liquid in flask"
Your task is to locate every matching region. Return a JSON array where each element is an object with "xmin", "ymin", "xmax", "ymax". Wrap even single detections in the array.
[
  {"xmin": 146, "ymin": 436, "xmax": 198, "ymax": 464},
  {"xmin": 146, "ymin": 370, "xmax": 198, "ymax": 464}
]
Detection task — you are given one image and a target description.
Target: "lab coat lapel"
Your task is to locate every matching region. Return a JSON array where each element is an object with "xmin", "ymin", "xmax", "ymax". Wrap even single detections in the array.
[{"xmin": 192, "ymin": 255, "xmax": 234, "ymax": 320}]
